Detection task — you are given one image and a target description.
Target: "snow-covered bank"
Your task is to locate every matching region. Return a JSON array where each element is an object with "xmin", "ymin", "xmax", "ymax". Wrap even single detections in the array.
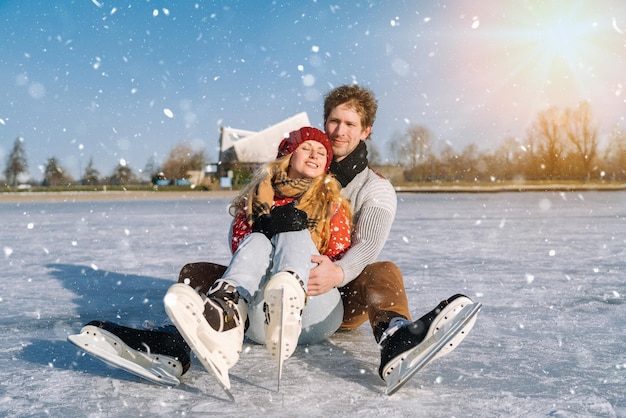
[{"xmin": 1, "ymin": 192, "xmax": 624, "ymax": 417}]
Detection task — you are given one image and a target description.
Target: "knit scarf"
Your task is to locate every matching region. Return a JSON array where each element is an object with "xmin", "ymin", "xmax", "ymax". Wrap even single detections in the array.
[
  {"xmin": 247, "ymin": 167, "xmax": 334, "ymax": 250},
  {"xmin": 329, "ymin": 141, "xmax": 369, "ymax": 187},
  {"xmin": 245, "ymin": 168, "xmax": 312, "ymax": 222}
]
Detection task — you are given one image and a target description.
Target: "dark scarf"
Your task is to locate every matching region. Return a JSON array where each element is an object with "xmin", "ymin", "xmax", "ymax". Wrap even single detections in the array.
[{"xmin": 329, "ymin": 141, "xmax": 369, "ymax": 187}]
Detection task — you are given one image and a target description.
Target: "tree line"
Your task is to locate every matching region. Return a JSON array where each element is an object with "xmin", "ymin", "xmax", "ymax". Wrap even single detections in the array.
[
  {"xmin": 2, "ymin": 141, "xmax": 206, "ymax": 188},
  {"xmin": 385, "ymin": 101, "xmax": 626, "ymax": 183},
  {"xmin": 3, "ymin": 101, "xmax": 625, "ymax": 189}
]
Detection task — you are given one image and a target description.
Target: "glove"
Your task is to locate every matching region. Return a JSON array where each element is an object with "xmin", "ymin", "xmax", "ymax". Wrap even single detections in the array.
[
  {"xmin": 251, "ymin": 213, "xmax": 274, "ymax": 239},
  {"xmin": 252, "ymin": 202, "xmax": 308, "ymax": 240}
]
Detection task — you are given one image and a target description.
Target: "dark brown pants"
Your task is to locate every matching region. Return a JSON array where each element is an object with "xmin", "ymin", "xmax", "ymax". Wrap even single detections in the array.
[{"xmin": 177, "ymin": 260, "xmax": 411, "ymax": 342}]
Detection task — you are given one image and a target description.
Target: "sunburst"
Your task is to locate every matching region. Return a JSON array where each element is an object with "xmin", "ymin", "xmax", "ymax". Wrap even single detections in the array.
[
  {"xmin": 491, "ymin": 3, "xmax": 604, "ymax": 104},
  {"xmin": 449, "ymin": 1, "xmax": 622, "ymax": 135}
]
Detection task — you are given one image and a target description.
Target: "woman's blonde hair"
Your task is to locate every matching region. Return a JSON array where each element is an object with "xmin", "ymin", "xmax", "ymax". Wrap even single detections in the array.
[{"xmin": 230, "ymin": 155, "xmax": 352, "ymax": 254}]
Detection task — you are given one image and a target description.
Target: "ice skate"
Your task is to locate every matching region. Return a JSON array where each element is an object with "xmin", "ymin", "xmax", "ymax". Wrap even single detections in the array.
[
  {"xmin": 67, "ymin": 320, "xmax": 190, "ymax": 386},
  {"xmin": 379, "ymin": 294, "xmax": 481, "ymax": 395},
  {"xmin": 263, "ymin": 271, "xmax": 307, "ymax": 382},
  {"xmin": 163, "ymin": 281, "xmax": 247, "ymax": 398}
]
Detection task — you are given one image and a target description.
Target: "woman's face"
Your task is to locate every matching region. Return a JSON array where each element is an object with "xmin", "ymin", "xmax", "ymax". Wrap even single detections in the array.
[{"xmin": 287, "ymin": 140, "xmax": 328, "ymax": 179}]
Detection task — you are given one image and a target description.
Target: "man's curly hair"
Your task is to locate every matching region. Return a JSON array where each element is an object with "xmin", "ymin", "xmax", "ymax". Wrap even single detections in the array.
[{"xmin": 323, "ymin": 85, "xmax": 378, "ymax": 139}]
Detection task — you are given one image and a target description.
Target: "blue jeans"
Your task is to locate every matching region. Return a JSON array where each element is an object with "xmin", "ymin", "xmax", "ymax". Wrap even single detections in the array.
[{"xmin": 222, "ymin": 231, "xmax": 343, "ymax": 345}]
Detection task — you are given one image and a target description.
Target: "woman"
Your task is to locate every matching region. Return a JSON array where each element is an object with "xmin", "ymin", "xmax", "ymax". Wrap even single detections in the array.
[{"xmin": 164, "ymin": 127, "xmax": 351, "ymax": 389}]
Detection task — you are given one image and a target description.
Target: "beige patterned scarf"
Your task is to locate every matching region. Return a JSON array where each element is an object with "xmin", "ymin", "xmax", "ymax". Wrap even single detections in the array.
[{"xmin": 246, "ymin": 165, "xmax": 332, "ymax": 252}]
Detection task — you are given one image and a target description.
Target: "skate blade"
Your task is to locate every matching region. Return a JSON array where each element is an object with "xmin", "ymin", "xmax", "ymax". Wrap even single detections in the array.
[
  {"xmin": 429, "ymin": 296, "xmax": 480, "ymax": 362},
  {"xmin": 164, "ymin": 284, "xmax": 235, "ymax": 401},
  {"xmin": 381, "ymin": 295, "xmax": 476, "ymax": 379},
  {"xmin": 264, "ymin": 273, "xmax": 303, "ymax": 369},
  {"xmin": 384, "ymin": 302, "xmax": 482, "ymax": 396},
  {"xmin": 68, "ymin": 326, "xmax": 181, "ymax": 386},
  {"xmin": 271, "ymin": 287, "xmax": 285, "ymax": 389}
]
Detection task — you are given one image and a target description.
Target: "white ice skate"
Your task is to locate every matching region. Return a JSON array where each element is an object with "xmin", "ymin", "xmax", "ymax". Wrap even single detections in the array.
[
  {"xmin": 263, "ymin": 271, "xmax": 307, "ymax": 386},
  {"xmin": 163, "ymin": 283, "xmax": 246, "ymax": 400}
]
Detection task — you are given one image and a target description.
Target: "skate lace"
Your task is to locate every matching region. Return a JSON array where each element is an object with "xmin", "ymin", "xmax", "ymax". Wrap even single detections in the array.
[{"xmin": 204, "ymin": 280, "xmax": 243, "ymax": 331}]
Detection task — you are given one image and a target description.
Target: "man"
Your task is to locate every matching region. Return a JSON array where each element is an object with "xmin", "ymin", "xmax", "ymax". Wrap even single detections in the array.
[
  {"xmin": 69, "ymin": 85, "xmax": 477, "ymax": 391},
  {"xmin": 302, "ymin": 85, "xmax": 476, "ymax": 382}
]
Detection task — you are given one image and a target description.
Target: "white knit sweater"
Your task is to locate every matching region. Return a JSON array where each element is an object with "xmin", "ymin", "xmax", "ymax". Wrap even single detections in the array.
[{"xmin": 335, "ymin": 167, "xmax": 397, "ymax": 286}]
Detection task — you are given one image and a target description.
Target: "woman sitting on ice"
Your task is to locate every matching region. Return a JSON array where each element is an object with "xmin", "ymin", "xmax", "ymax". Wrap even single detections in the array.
[{"xmin": 164, "ymin": 126, "xmax": 352, "ymax": 390}]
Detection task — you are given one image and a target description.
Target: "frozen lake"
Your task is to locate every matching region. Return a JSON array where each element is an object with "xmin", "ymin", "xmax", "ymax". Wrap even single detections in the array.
[{"xmin": 1, "ymin": 191, "xmax": 624, "ymax": 417}]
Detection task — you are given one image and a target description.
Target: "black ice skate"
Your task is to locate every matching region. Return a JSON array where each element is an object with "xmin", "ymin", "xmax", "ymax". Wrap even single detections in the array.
[
  {"xmin": 378, "ymin": 294, "xmax": 481, "ymax": 395},
  {"xmin": 68, "ymin": 320, "xmax": 191, "ymax": 386}
]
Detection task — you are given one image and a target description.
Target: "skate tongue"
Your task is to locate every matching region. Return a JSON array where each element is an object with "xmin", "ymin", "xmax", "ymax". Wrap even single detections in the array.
[{"xmin": 379, "ymin": 317, "xmax": 411, "ymax": 346}]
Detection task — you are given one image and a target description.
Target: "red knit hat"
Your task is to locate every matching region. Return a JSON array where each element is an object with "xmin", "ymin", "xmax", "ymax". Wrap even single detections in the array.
[{"xmin": 276, "ymin": 127, "xmax": 333, "ymax": 171}]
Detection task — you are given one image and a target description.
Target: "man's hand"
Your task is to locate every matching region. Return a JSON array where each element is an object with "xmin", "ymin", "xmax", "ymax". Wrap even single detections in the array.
[{"xmin": 308, "ymin": 255, "xmax": 344, "ymax": 296}]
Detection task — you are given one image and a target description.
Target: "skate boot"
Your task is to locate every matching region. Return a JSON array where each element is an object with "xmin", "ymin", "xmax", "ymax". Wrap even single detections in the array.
[
  {"xmin": 379, "ymin": 294, "xmax": 478, "ymax": 381},
  {"xmin": 263, "ymin": 271, "xmax": 307, "ymax": 378},
  {"xmin": 67, "ymin": 320, "xmax": 190, "ymax": 386},
  {"xmin": 163, "ymin": 281, "xmax": 247, "ymax": 394}
]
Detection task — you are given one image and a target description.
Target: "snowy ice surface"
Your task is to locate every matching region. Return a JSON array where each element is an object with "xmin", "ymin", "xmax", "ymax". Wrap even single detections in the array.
[{"xmin": 1, "ymin": 191, "xmax": 624, "ymax": 417}]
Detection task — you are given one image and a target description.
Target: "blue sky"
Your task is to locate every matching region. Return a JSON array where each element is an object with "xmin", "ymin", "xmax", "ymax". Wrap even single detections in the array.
[{"xmin": 1, "ymin": 0, "xmax": 625, "ymax": 181}]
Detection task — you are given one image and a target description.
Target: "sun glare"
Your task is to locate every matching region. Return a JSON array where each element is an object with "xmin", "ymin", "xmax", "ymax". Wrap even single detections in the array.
[
  {"xmin": 446, "ymin": 1, "xmax": 624, "ymax": 140},
  {"xmin": 537, "ymin": 16, "xmax": 591, "ymax": 66},
  {"xmin": 491, "ymin": 1, "xmax": 612, "ymax": 109}
]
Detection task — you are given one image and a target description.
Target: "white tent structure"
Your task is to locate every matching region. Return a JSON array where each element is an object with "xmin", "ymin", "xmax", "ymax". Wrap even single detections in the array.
[{"xmin": 219, "ymin": 112, "xmax": 311, "ymax": 164}]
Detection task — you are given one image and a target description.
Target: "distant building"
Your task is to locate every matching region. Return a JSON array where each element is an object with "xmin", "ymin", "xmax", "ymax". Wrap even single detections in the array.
[
  {"xmin": 185, "ymin": 113, "xmax": 311, "ymax": 189},
  {"xmin": 217, "ymin": 112, "xmax": 311, "ymax": 178}
]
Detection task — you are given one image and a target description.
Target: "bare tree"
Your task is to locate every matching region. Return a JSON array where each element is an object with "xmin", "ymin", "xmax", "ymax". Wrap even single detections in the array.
[
  {"xmin": 387, "ymin": 131, "xmax": 405, "ymax": 166},
  {"xmin": 458, "ymin": 143, "xmax": 480, "ymax": 181},
  {"xmin": 162, "ymin": 142, "xmax": 205, "ymax": 181},
  {"xmin": 603, "ymin": 129, "xmax": 626, "ymax": 181},
  {"xmin": 436, "ymin": 143, "xmax": 460, "ymax": 182},
  {"xmin": 404, "ymin": 125, "xmax": 432, "ymax": 171},
  {"xmin": 492, "ymin": 136, "xmax": 522, "ymax": 180},
  {"xmin": 388, "ymin": 125, "xmax": 433, "ymax": 181},
  {"xmin": 529, "ymin": 106, "xmax": 568, "ymax": 179},
  {"xmin": 563, "ymin": 101, "xmax": 599, "ymax": 180}
]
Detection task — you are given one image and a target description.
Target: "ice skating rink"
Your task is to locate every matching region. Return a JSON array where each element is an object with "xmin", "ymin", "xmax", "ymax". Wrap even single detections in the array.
[{"xmin": 1, "ymin": 191, "xmax": 624, "ymax": 417}]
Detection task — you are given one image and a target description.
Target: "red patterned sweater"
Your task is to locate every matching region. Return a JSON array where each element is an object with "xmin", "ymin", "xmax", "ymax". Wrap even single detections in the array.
[{"xmin": 230, "ymin": 196, "xmax": 351, "ymax": 260}]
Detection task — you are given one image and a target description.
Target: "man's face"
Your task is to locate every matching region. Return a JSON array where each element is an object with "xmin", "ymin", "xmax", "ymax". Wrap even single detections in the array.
[{"xmin": 324, "ymin": 103, "xmax": 372, "ymax": 162}]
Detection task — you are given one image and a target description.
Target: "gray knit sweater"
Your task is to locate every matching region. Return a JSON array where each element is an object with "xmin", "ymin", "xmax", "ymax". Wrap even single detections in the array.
[{"xmin": 335, "ymin": 167, "xmax": 397, "ymax": 286}]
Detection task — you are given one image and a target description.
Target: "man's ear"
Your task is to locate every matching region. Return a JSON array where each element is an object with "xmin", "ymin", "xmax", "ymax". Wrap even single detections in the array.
[{"xmin": 360, "ymin": 126, "xmax": 372, "ymax": 141}]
